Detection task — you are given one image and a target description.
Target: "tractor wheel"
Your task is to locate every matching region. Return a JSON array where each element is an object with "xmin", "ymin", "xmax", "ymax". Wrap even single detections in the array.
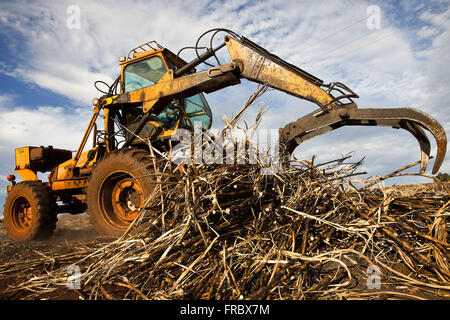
[
  {"xmin": 3, "ymin": 181, "xmax": 57, "ymax": 241},
  {"xmin": 86, "ymin": 148, "xmax": 157, "ymax": 236}
]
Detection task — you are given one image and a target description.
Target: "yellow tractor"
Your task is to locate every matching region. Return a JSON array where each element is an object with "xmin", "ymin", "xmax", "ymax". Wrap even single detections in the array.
[{"xmin": 3, "ymin": 28, "xmax": 447, "ymax": 241}]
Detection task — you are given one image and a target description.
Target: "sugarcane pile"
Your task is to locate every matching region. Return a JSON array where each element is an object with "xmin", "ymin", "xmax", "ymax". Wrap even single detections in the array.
[
  {"xmin": 0, "ymin": 89, "xmax": 449, "ymax": 300},
  {"xmin": 0, "ymin": 150, "xmax": 448, "ymax": 300}
]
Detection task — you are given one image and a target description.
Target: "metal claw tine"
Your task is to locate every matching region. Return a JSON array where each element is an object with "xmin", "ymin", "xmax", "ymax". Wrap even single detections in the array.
[{"xmin": 400, "ymin": 121, "xmax": 431, "ymax": 174}]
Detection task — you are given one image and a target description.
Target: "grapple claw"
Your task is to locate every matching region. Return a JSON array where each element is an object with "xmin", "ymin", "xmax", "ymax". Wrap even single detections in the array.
[
  {"xmin": 279, "ymin": 105, "xmax": 447, "ymax": 174},
  {"xmin": 400, "ymin": 121, "xmax": 430, "ymax": 174}
]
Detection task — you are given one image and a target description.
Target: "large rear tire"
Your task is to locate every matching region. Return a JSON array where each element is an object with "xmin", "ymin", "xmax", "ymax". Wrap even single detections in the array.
[
  {"xmin": 3, "ymin": 181, "xmax": 57, "ymax": 241},
  {"xmin": 86, "ymin": 148, "xmax": 157, "ymax": 236}
]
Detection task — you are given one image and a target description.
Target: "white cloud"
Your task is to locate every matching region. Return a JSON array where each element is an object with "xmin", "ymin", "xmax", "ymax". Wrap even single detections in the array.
[
  {"xmin": 0, "ymin": 94, "xmax": 93, "ymax": 190},
  {"xmin": 0, "ymin": 94, "xmax": 15, "ymax": 106},
  {"xmin": 417, "ymin": 26, "xmax": 440, "ymax": 38},
  {"xmin": 0, "ymin": 104, "xmax": 91, "ymax": 149}
]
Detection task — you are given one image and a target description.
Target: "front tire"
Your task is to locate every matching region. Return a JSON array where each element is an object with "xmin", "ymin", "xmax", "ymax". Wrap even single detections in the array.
[
  {"xmin": 3, "ymin": 181, "xmax": 57, "ymax": 241},
  {"xmin": 86, "ymin": 148, "xmax": 157, "ymax": 236}
]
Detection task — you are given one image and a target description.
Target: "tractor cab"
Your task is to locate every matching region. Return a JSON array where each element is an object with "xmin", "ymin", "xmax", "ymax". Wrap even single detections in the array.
[{"xmin": 118, "ymin": 42, "xmax": 212, "ymax": 144}]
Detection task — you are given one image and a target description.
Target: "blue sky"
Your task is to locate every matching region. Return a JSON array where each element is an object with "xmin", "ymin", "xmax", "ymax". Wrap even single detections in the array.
[{"xmin": 0, "ymin": 0, "xmax": 449, "ymax": 215}]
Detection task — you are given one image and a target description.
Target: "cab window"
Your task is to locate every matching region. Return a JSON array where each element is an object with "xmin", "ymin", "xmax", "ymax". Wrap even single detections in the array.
[
  {"xmin": 181, "ymin": 94, "xmax": 212, "ymax": 130},
  {"xmin": 124, "ymin": 56, "xmax": 166, "ymax": 92}
]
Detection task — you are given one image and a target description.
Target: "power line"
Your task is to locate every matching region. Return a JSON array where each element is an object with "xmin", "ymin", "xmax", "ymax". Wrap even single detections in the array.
[
  {"xmin": 296, "ymin": 14, "xmax": 371, "ymax": 55},
  {"xmin": 306, "ymin": 11, "xmax": 441, "ymax": 66},
  {"xmin": 299, "ymin": 28, "xmax": 388, "ymax": 67},
  {"xmin": 331, "ymin": 32, "xmax": 395, "ymax": 62}
]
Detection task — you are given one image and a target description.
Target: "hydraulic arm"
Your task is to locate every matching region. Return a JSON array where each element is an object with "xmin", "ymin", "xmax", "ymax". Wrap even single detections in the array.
[{"xmin": 108, "ymin": 32, "xmax": 446, "ymax": 174}]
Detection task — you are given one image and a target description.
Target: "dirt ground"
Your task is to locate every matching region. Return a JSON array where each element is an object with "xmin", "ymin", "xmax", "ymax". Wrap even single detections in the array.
[
  {"xmin": 1, "ymin": 214, "xmax": 95, "ymax": 257},
  {"xmin": 0, "ymin": 213, "xmax": 118, "ymax": 264}
]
